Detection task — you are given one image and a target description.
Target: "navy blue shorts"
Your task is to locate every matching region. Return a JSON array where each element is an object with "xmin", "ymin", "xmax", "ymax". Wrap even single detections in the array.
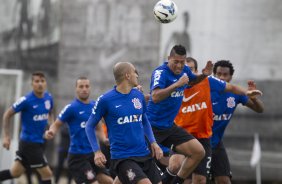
[
  {"xmin": 210, "ymin": 141, "xmax": 232, "ymax": 178},
  {"xmin": 68, "ymin": 153, "xmax": 110, "ymax": 184},
  {"xmin": 16, "ymin": 140, "xmax": 48, "ymax": 169},
  {"xmin": 152, "ymin": 123, "xmax": 195, "ymax": 152}
]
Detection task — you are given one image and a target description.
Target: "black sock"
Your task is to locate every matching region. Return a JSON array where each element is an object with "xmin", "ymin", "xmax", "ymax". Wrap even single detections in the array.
[
  {"xmin": 0, "ymin": 170, "xmax": 13, "ymax": 181},
  {"xmin": 41, "ymin": 179, "xmax": 52, "ymax": 184},
  {"xmin": 171, "ymin": 175, "xmax": 185, "ymax": 184},
  {"xmin": 162, "ymin": 167, "xmax": 176, "ymax": 184}
]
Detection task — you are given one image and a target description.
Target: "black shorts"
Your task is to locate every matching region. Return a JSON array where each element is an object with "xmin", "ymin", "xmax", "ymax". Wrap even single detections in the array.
[
  {"xmin": 193, "ymin": 138, "xmax": 212, "ymax": 177},
  {"xmin": 112, "ymin": 157, "xmax": 161, "ymax": 184},
  {"xmin": 15, "ymin": 140, "xmax": 48, "ymax": 169},
  {"xmin": 68, "ymin": 153, "xmax": 110, "ymax": 184},
  {"xmin": 210, "ymin": 141, "xmax": 232, "ymax": 178},
  {"xmin": 152, "ymin": 123, "xmax": 195, "ymax": 152}
]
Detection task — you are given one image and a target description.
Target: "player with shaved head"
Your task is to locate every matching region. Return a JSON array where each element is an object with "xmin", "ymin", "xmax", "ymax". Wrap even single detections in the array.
[{"xmin": 86, "ymin": 62, "xmax": 163, "ymax": 184}]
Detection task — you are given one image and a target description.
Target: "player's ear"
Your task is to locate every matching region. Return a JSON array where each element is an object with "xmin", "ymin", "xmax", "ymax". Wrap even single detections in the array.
[{"xmin": 125, "ymin": 73, "xmax": 130, "ymax": 79}]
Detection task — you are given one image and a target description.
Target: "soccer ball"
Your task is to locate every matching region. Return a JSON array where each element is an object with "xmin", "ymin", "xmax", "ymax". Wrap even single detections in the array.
[{"xmin": 153, "ymin": 0, "xmax": 178, "ymax": 24}]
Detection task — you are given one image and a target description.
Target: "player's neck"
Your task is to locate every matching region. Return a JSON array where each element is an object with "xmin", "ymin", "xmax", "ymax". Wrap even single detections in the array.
[
  {"xmin": 77, "ymin": 98, "xmax": 89, "ymax": 104},
  {"xmin": 33, "ymin": 91, "xmax": 44, "ymax": 98},
  {"xmin": 116, "ymin": 83, "xmax": 132, "ymax": 94}
]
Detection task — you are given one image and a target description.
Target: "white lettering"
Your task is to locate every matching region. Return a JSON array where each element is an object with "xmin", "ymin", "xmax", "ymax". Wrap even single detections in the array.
[
  {"xmin": 213, "ymin": 114, "xmax": 232, "ymax": 121},
  {"xmin": 153, "ymin": 70, "xmax": 163, "ymax": 86},
  {"xmin": 80, "ymin": 121, "xmax": 86, "ymax": 128},
  {"xmin": 13, "ymin": 96, "xmax": 26, "ymax": 108},
  {"xmin": 33, "ymin": 113, "xmax": 49, "ymax": 121},
  {"xmin": 171, "ymin": 91, "xmax": 184, "ymax": 98},
  {"xmin": 117, "ymin": 114, "xmax": 142, "ymax": 125},
  {"xmin": 181, "ymin": 102, "xmax": 207, "ymax": 113}
]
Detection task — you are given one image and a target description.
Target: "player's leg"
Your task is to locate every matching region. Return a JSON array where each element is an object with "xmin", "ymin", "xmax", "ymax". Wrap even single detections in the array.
[
  {"xmin": 143, "ymin": 158, "xmax": 162, "ymax": 184},
  {"xmin": 167, "ymin": 154, "xmax": 185, "ymax": 175},
  {"xmin": 163, "ymin": 125, "xmax": 205, "ymax": 183},
  {"xmin": 24, "ymin": 142, "xmax": 53, "ymax": 183},
  {"xmin": 210, "ymin": 142, "xmax": 231, "ymax": 184},
  {"xmin": 36, "ymin": 165, "xmax": 53, "ymax": 183},
  {"xmin": 0, "ymin": 160, "xmax": 25, "ymax": 181},
  {"xmin": 68, "ymin": 153, "xmax": 98, "ymax": 184},
  {"xmin": 95, "ymin": 172, "xmax": 113, "ymax": 184},
  {"xmin": 191, "ymin": 138, "xmax": 212, "ymax": 184},
  {"xmin": 115, "ymin": 159, "xmax": 152, "ymax": 184}
]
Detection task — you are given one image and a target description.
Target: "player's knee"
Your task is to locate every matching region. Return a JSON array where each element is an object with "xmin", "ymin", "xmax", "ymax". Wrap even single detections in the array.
[
  {"xmin": 215, "ymin": 176, "xmax": 231, "ymax": 184},
  {"xmin": 10, "ymin": 171, "xmax": 22, "ymax": 178},
  {"xmin": 193, "ymin": 174, "xmax": 207, "ymax": 184},
  {"xmin": 96, "ymin": 173, "xmax": 113, "ymax": 184},
  {"xmin": 168, "ymin": 162, "xmax": 181, "ymax": 174}
]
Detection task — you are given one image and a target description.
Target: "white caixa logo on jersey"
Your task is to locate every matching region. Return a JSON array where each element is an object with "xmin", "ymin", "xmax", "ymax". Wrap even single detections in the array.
[
  {"xmin": 132, "ymin": 98, "xmax": 142, "ymax": 109},
  {"xmin": 226, "ymin": 97, "xmax": 235, "ymax": 108},
  {"xmin": 45, "ymin": 100, "xmax": 51, "ymax": 110}
]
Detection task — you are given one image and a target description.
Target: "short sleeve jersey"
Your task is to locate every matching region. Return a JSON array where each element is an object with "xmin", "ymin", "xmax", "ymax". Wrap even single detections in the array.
[
  {"xmin": 58, "ymin": 99, "xmax": 95, "ymax": 154},
  {"xmin": 12, "ymin": 91, "xmax": 53, "ymax": 143},
  {"xmin": 174, "ymin": 76, "xmax": 226, "ymax": 138},
  {"xmin": 88, "ymin": 87, "xmax": 150, "ymax": 159},
  {"xmin": 146, "ymin": 62, "xmax": 196, "ymax": 129},
  {"xmin": 211, "ymin": 92, "xmax": 248, "ymax": 148}
]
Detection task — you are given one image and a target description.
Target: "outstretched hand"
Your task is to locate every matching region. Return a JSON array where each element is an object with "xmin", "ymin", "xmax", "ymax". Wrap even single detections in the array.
[
  {"xmin": 246, "ymin": 80, "xmax": 262, "ymax": 99},
  {"xmin": 202, "ymin": 61, "xmax": 213, "ymax": 76},
  {"xmin": 246, "ymin": 90, "xmax": 263, "ymax": 99}
]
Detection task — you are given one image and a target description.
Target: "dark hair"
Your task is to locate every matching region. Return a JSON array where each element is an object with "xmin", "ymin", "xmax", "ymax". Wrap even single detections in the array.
[
  {"xmin": 32, "ymin": 71, "xmax": 45, "ymax": 80},
  {"xmin": 76, "ymin": 76, "xmax": 89, "ymax": 86},
  {"xmin": 213, "ymin": 60, "xmax": 235, "ymax": 76},
  {"xmin": 186, "ymin": 57, "xmax": 198, "ymax": 71},
  {"xmin": 170, "ymin": 45, "xmax": 186, "ymax": 57}
]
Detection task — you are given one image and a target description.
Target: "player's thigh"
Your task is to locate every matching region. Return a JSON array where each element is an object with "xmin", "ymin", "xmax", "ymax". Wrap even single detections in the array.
[{"xmin": 175, "ymin": 138, "xmax": 205, "ymax": 158}]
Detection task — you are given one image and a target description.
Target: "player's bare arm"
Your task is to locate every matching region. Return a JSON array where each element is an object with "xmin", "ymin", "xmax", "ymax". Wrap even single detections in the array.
[
  {"xmin": 2, "ymin": 107, "xmax": 16, "ymax": 150},
  {"xmin": 245, "ymin": 80, "xmax": 264, "ymax": 113},
  {"xmin": 44, "ymin": 119, "xmax": 63, "ymax": 140},
  {"xmin": 152, "ymin": 74, "xmax": 189, "ymax": 103}
]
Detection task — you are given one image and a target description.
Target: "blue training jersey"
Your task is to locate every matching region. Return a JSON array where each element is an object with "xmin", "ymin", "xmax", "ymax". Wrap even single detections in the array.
[
  {"xmin": 211, "ymin": 92, "xmax": 248, "ymax": 148},
  {"xmin": 146, "ymin": 62, "xmax": 197, "ymax": 129},
  {"xmin": 58, "ymin": 98, "xmax": 95, "ymax": 154},
  {"xmin": 86, "ymin": 87, "xmax": 151, "ymax": 159},
  {"xmin": 12, "ymin": 91, "xmax": 53, "ymax": 143}
]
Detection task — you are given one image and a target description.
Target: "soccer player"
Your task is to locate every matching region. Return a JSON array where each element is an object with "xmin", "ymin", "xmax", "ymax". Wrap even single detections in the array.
[
  {"xmin": 86, "ymin": 62, "xmax": 163, "ymax": 184},
  {"xmin": 44, "ymin": 76, "xmax": 113, "ymax": 184},
  {"xmin": 210, "ymin": 60, "xmax": 264, "ymax": 184},
  {"xmin": 146, "ymin": 45, "xmax": 213, "ymax": 184},
  {"xmin": 0, "ymin": 72, "xmax": 53, "ymax": 184},
  {"xmin": 170, "ymin": 57, "xmax": 263, "ymax": 184}
]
